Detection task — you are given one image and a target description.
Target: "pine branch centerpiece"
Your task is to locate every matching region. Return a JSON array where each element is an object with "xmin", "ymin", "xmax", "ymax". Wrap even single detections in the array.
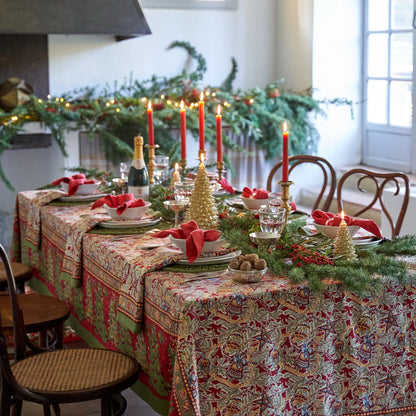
[
  {"xmin": 333, "ymin": 213, "xmax": 357, "ymax": 261},
  {"xmin": 185, "ymin": 158, "xmax": 219, "ymax": 229}
]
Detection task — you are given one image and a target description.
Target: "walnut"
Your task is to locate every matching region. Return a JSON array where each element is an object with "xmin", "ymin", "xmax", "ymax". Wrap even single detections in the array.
[
  {"xmin": 229, "ymin": 259, "xmax": 240, "ymax": 270},
  {"xmin": 245, "ymin": 253, "xmax": 259, "ymax": 263},
  {"xmin": 238, "ymin": 255, "xmax": 247, "ymax": 263},
  {"xmin": 239, "ymin": 261, "xmax": 252, "ymax": 271},
  {"xmin": 254, "ymin": 259, "xmax": 267, "ymax": 270}
]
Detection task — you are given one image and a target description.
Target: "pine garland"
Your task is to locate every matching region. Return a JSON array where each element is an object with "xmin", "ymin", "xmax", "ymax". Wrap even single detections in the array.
[
  {"xmin": 0, "ymin": 41, "xmax": 351, "ymax": 190},
  {"xmin": 219, "ymin": 214, "xmax": 416, "ymax": 294}
]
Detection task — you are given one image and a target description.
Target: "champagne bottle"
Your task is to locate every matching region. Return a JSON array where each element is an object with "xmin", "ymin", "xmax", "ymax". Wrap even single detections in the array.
[{"xmin": 127, "ymin": 135, "xmax": 149, "ymax": 200}]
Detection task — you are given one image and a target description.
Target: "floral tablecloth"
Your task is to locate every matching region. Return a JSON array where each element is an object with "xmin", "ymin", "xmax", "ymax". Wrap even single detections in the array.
[{"xmin": 12, "ymin": 190, "xmax": 416, "ymax": 416}]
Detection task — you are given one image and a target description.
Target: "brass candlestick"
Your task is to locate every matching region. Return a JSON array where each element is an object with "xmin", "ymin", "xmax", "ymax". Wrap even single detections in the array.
[
  {"xmin": 216, "ymin": 161, "xmax": 226, "ymax": 181},
  {"xmin": 278, "ymin": 180, "xmax": 294, "ymax": 224},
  {"xmin": 180, "ymin": 158, "xmax": 188, "ymax": 171},
  {"xmin": 145, "ymin": 144, "xmax": 159, "ymax": 184}
]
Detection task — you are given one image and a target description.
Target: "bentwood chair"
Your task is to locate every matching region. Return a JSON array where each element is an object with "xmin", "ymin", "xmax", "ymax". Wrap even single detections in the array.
[
  {"xmin": 266, "ymin": 155, "xmax": 337, "ymax": 212},
  {"xmin": 0, "ymin": 262, "xmax": 32, "ymax": 294},
  {"xmin": 337, "ymin": 168, "xmax": 410, "ymax": 238},
  {"xmin": 0, "ymin": 261, "xmax": 70, "ymax": 349},
  {"xmin": 0, "ymin": 244, "xmax": 140, "ymax": 416}
]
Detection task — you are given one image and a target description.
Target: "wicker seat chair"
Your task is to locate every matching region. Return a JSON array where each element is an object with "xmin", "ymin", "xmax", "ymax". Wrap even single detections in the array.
[
  {"xmin": 0, "ymin": 244, "xmax": 140, "ymax": 416},
  {"xmin": 337, "ymin": 168, "xmax": 410, "ymax": 238},
  {"xmin": 266, "ymin": 155, "xmax": 337, "ymax": 212}
]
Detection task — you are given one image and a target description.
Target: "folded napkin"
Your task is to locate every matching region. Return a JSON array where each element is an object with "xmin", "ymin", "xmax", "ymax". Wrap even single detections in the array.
[
  {"xmin": 218, "ymin": 178, "xmax": 235, "ymax": 194},
  {"xmin": 242, "ymin": 187, "xmax": 269, "ymax": 199},
  {"xmin": 152, "ymin": 220, "xmax": 221, "ymax": 263},
  {"xmin": 51, "ymin": 173, "xmax": 95, "ymax": 196},
  {"xmin": 91, "ymin": 193, "xmax": 145, "ymax": 215},
  {"xmin": 312, "ymin": 210, "xmax": 383, "ymax": 238}
]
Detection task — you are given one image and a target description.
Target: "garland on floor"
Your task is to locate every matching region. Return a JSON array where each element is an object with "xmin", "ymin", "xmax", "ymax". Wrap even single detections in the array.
[{"xmin": 219, "ymin": 213, "xmax": 415, "ymax": 293}]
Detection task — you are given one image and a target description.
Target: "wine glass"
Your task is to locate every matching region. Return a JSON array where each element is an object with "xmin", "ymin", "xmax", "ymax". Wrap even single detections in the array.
[
  {"xmin": 153, "ymin": 156, "xmax": 169, "ymax": 184},
  {"xmin": 164, "ymin": 200, "xmax": 188, "ymax": 228},
  {"xmin": 119, "ymin": 162, "xmax": 130, "ymax": 193},
  {"xmin": 174, "ymin": 182, "xmax": 194, "ymax": 203}
]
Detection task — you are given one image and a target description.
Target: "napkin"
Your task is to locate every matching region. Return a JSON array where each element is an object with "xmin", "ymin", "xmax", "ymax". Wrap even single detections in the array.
[
  {"xmin": 91, "ymin": 193, "xmax": 145, "ymax": 215},
  {"xmin": 218, "ymin": 178, "xmax": 235, "ymax": 194},
  {"xmin": 51, "ymin": 173, "xmax": 95, "ymax": 196},
  {"xmin": 312, "ymin": 210, "xmax": 383, "ymax": 238},
  {"xmin": 242, "ymin": 187, "xmax": 269, "ymax": 199},
  {"xmin": 152, "ymin": 220, "xmax": 221, "ymax": 263}
]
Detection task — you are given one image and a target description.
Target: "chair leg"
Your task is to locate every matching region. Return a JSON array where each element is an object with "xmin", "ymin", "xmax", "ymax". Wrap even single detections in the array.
[
  {"xmin": 42, "ymin": 404, "xmax": 51, "ymax": 416},
  {"xmin": 10, "ymin": 399, "xmax": 22, "ymax": 416},
  {"xmin": 112, "ymin": 393, "xmax": 127, "ymax": 416},
  {"xmin": 0, "ymin": 381, "xmax": 12, "ymax": 416},
  {"xmin": 101, "ymin": 395, "xmax": 113, "ymax": 416},
  {"xmin": 52, "ymin": 403, "xmax": 60, "ymax": 416}
]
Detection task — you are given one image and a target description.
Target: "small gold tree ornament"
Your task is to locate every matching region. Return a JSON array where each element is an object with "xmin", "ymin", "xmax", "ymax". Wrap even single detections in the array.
[
  {"xmin": 333, "ymin": 211, "xmax": 357, "ymax": 261},
  {"xmin": 185, "ymin": 155, "xmax": 219, "ymax": 229}
]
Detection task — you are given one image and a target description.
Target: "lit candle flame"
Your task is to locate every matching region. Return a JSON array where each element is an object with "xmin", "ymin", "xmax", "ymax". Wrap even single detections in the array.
[
  {"xmin": 200, "ymin": 153, "xmax": 205, "ymax": 164},
  {"xmin": 340, "ymin": 211, "xmax": 345, "ymax": 220},
  {"xmin": 217, "ymin": 104, "xmax": 222, "ymax": 116},
  {"xmin": 174, "ymin": 162, "xmax": 179, "ymax": 171},
  {"xmin": 200, "ymin": 92, "xmax": 204, "ymax": 102},
  {"xmin": 283, "ymin": 121, "xmax": 288, "ymax": 132},
  {"xmin": 180, "ymin": 100, "xmax": 184, "ymax": 110},
  {"xmin": 148, "ymin": 101, "xmax": 152, "ymax": 110}
]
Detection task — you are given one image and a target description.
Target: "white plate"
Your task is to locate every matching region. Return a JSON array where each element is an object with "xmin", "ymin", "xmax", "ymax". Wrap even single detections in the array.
[
  {"xmin": 99, "ymin": 217, "xmax": 161, "ymax": 229},
  {"xmin": 225, "ymin": 198, "xmax": 244, "ymax": 208},
  {"xmin": 177, "ymin": 250, "xmax": 241, "ymax": 265},
  {"xmin": 59, "ymin": 193, "xmax": 107, "ymax": 202},
  {"xmin": 353, "ymin": 237, "xmax": 382, "ymax": 248}
]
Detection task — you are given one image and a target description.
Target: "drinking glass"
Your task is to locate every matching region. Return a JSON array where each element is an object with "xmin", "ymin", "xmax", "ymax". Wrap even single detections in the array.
[
  {"xmin": 268, "ymin": 193, "xmax": 292, "ymax": 209},
  {"xmin": 119, "ymin": 162, "xmax": 130, "ymax": 182},
  {"xmin": 174, "ymin": 182, "xmax": 194, "ymax": 203},
  {"xmin": 153, "ymin": 156, "xmax": 170, "ymax": 184},
  {"xmin": 259, "ymin": 207, "xmax": 286, "ymax": 235}
]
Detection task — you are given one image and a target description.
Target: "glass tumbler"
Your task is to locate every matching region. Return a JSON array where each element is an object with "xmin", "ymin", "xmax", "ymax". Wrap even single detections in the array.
[
  {"xmin": 259, "ymin": 207, "xmax": 286, "ymax": 235},
  {"xmin": 174, "ymin": 182, "xmax": 194, "ymax": 203}
]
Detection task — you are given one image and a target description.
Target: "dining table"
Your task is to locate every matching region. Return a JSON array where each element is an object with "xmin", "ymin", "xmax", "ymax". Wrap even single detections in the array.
[{"xmin": 11, "ymin": 189, "xmax": 416, "ymax": 416}]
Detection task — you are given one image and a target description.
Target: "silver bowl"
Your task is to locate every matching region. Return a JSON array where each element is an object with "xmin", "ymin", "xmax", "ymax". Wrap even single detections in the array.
[{"xmin": 228, "ymin": 265, "xmax": 268, "ymax": 283}]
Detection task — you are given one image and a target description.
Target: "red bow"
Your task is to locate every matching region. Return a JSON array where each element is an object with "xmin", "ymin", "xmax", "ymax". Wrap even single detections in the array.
[
  {"xmin": 312, "ymin": 210, "xmax": 383, "ymax": 238},
  {"xmin": 91, "ymin": 193, "xmax": 145, "ymax": 215},
  {"xmin": 152, "ymin": 220, "xmax": 221, "ymax": 263},
  {"xmin": 51, "ymin": 173, "xmax": 95, "ymax": 196},
  {"xmin": 218, "ymin": 178, "xmax": 235, "ymax": 194}
]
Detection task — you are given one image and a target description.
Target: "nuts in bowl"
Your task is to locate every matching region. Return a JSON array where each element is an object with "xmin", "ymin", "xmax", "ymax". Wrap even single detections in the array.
[{"xmin": 228, "ymin": 253, "xmax": 268, "ymax": 283}]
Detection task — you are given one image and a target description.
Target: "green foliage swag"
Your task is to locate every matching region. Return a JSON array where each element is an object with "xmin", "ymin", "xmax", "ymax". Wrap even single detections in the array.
[{"xmin": 0, "ymin": 41, "xmax": 351, "ymax": 190}]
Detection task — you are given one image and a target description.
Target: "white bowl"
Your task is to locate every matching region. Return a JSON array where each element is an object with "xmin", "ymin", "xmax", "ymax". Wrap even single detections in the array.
[
  {"xmin": 241, "ymin": 197, "xmax": 269, "ymax": 211},
  {"xmin": 228, "ymin": 265, "xmax": 268, "ymax": 283},
  {"xmin": 169, "ymin": 235, "xmax": 224, "ymax": 254},
  {"xmin": 105, "ymin": 201, "xmax": 151, "ymax": 220},
  {"xmin": 62, "ymin": 182, "xmax": 99, "ymax": 195},
  {"xmin": 314, "ymin": 223, "xmax": 360, "ymax": 239}
]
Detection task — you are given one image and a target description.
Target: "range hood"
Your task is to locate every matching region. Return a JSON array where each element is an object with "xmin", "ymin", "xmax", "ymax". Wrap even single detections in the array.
[{"xmin": 0, "ymin": 0, "xmax": 151, "ymax": 37}]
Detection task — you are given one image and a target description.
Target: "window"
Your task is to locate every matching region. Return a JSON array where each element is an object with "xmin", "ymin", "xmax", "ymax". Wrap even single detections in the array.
[{"xmin": 363, "ymin": 0, "xmax": 414, "ymax": 172}]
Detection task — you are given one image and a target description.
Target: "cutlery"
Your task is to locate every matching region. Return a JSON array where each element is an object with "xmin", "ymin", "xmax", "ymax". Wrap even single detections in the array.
[{"xmin": 180, "ymin": 270, "xmax": 228, "ymax": 284}]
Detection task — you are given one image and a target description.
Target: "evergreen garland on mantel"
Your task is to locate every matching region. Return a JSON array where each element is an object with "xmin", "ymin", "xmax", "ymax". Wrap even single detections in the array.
[{"xmin": 0, "ymin": 41, "xmax": 352, "ymax": 190}]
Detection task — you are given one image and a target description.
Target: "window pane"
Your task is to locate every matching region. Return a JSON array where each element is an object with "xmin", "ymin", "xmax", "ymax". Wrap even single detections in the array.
[
  {"xmin": 367, "ymin": 80, "xmax": 388, "ymax": 124},
  {"xmin": 390, "ymin": 80, "xmax": 412, "ymax": 127},
  {"xmin": 391, "ymin": 0, "xmax": 413, "ymax": 30},
  {"xmin": 391, "ymin": 33, "xmax": 413, "ymax": 78},
  {"xmin": 368, "ymin": 0, "xmax": 389, "ymax": 31},
  {"xmin": 368, "ymin": 34, "xmax": 388, "ymax": 77}
]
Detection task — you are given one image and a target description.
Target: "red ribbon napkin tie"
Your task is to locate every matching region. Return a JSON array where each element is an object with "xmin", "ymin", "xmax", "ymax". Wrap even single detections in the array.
[
  {"xmin": 152, "ymin": 220, "xmax": 221, "ymax": 263},
  {"xmin": 312, "ymin": 210, "xmax": 383, "ymax": 238},
  {"xmin": 91, "ymin": 193, "xmax": 145, "ymax": 215},
  {"xmin": 242, "ymin": 187, "xmax": 269, "ymax": 199}
]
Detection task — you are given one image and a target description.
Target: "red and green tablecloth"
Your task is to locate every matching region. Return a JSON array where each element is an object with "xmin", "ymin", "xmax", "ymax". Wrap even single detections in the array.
[{"xmin": 12, "ymin": 190, "xmax": 416, "ymax": 416}]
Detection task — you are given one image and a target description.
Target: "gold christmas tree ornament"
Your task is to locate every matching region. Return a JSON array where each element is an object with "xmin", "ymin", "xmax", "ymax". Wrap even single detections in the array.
[
  {"xmin": 333, "ymin": 212, "xmax": 357, "ymax": 261},
  {"xmin": 185, "ymin": 157, "xmax": 219, "ymax": 229},
  {"xmin": 170, "ymin": 163, "xmax": 182, "ymax": 190}
]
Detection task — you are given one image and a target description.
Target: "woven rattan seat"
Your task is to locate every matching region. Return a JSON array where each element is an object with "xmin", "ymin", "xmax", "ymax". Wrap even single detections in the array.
[
  {"xmin": 0, "ymin": 244, "xmax": 140, "ymax": 416},
  {"xmin": 0, "ymin": 262, "xmax": 32, "ymax": 293}
]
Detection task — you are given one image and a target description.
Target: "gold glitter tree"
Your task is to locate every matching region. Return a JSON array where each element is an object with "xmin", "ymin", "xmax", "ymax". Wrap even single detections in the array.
[
  {"xmin": 333, "ymin": 218, "xmax": 357, "ymax": 261},
  {"xmin": 185, "ymin": 160, "xmax": 219, "ymax": 229}
]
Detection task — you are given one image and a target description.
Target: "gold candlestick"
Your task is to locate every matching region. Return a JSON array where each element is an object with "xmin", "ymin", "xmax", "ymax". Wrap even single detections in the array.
[
  {"xmin": 145, "ymin": 144, "xmax": 159, "ymax": 184},
  {"xmin": 180, "ymin": 158, "xmax": 188, "ymax": 171},
  {"xmin": 216, "ymin": 161, "xmax": 226, "ymax": 181},
  {"xmin": 277, "ymin": 180, "xmax": 294, "ymax": 224}
]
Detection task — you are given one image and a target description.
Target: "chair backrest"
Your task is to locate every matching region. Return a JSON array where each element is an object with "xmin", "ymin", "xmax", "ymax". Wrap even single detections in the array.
[
  {"xmin": 336, "ymin": 168, "xmax": 410, "ymax": 238},
  {"xmin": 266, "ymin": 155, "xmax": 337, "ymax": 212},
  {"xmin": 0, "ymin": 244, "xmax": 26, "ymax": 360}
]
